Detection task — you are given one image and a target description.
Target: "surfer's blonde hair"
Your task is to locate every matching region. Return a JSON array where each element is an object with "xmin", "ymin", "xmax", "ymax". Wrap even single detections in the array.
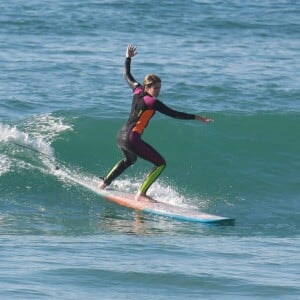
[{"xmin": 143, "ymin": 74, "xmax": 161, "ymax": 87}]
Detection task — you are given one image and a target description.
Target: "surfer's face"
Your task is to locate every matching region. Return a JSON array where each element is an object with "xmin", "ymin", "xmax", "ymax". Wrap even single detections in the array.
[{"xmin": 145, "ymin": 82, "xmax": 161, "ymax": 97}]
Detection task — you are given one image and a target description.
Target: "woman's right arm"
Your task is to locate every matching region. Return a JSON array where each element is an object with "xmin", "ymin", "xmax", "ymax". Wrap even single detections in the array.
[{"xmin": 123, "ymin": 45, "xmax": 140, "ymax": 90}]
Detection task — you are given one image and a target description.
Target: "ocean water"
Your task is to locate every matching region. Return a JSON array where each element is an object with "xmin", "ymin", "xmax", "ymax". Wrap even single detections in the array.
[{"xmin": 0, "ymin": 0, "xmax": 299, "ymax": 299}]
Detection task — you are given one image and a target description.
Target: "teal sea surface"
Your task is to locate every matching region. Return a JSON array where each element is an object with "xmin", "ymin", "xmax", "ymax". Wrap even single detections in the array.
[{"xmin": 0, "ymin": 1, "xmax": 299, "ymax": 299}]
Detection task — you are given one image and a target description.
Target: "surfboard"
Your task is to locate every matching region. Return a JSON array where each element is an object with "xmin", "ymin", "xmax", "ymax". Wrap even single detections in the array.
[
  {"xmin": 98, "ymin": 189, "xmax": 235, "ymax": 225},
  {"xmin": 52, "ymin": 167, "xmax": 234, "ymax": 225}
]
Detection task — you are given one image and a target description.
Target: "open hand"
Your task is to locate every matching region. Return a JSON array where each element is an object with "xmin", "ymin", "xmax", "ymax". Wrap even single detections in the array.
[
  {"xmin": 126, "ymin": 44, "xmax": 138, "ymax": 58},
  {"xmin": 195, "ymin": 115, "xmax": 214, "ymax": 123}
]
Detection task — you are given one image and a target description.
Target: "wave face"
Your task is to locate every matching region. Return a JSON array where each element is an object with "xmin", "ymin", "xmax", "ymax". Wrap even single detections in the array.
[{"xmin": 1, "ymin": 111, "xmax": 299, "ymax": 230}]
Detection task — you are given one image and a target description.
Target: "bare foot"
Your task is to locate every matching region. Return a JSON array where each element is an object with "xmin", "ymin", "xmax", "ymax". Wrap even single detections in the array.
[
  {"xmin": 135, "ymin": 192, "xmax": 157, "ymax": 203},
  {"xmin": 135, "ymin": 191, "xmax": 145, "ymax": 201},
  {"xmin": 98, "ymin": 181, "xmax": 107, "ymax": 189}
]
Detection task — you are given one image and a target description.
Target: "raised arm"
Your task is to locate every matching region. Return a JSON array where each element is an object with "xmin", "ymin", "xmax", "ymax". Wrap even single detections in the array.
[{"xmin": 123, "ymin": 45, "xmax": 140, "ymax": 90}]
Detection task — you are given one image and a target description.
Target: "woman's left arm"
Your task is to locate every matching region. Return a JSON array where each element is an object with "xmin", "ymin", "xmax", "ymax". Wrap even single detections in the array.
[
  {"xmin": 195, "ymin": 115, "xmax": 214, "ymax": 123},
  {"xmin": 154, "ymin": 100, "xmax": 213, "ymax": 123}
]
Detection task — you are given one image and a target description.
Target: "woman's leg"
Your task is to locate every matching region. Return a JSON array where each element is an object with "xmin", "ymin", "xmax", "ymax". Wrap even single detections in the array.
[
  {"xmin": 99, "ymin": 129, "xmax": 137, "ymax": 189},
  {"xmin": 137, "ymin": 164, "xmax": 165, "ymax": 196},
  {"xmin": 100, "ymin": 148, "xmax": 137, "ymax": 188},
  {"xmin": 130, "ymin": 132, "xmax": 166, "ymax": 196}
]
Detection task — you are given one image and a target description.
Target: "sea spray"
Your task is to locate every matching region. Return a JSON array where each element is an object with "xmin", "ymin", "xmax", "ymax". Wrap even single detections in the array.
[{"xmin": 0, "ymin": 123, "xmax": 54, "ymax": 159}]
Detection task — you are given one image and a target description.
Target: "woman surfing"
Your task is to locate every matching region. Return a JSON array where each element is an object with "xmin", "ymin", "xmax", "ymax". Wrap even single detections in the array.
[{"xmin": 99, "ymin": 45, "xmax": 213, "ymax": 199}]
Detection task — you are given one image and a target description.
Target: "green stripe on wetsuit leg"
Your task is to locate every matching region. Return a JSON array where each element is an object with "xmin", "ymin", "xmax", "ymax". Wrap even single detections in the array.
[
  {"xmin": 139, "ymin": 164, "xmax": 165, "ymax": 194},
  {"xmin": 103, "ymin": 159, "xmax": 124, "ymax": 185}
]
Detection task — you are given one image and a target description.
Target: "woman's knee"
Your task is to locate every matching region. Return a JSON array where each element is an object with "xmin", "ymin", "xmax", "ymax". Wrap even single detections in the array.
[
  {"xmin": 157, "ymin": 157, "xmax": 166, "ymax": 166},
  {"xmin": 124, "ymin": 155, "xmax": 137, "ymax": 167}
]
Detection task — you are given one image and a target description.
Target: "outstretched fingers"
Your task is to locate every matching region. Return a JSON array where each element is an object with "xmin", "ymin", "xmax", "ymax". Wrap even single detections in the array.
[{"xmin": 126, "ymin": 44, "xmax": 138, "ymax": 57}]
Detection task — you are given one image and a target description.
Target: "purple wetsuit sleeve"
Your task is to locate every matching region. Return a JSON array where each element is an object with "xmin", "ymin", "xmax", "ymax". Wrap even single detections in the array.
[{"xmin": 153, "ymin": 99, "xmax": 196, "ymax": 120}]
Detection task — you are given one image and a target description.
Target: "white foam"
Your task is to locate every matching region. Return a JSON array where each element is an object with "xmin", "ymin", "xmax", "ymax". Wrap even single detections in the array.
[
  {"xmin": 0, "ymin": 154, "xmax": 11, "ymax": 176},
  {"xmin": 45, "ymin": 161, "xmax": 100, "ymax": 195},
  {"xmin": 0, "ymin": 114, "xmax": 73, "ymax": 161},
  {"xmin": 23, "ymin": 113, "xmax": 73, "ymax": 142},
  {"xmin": 0, "ymin": 123, "xmax": 54, "ymax": 158},
  {"xmin": 41, "ymin": 158, "xmax": 197, "ymax": 210},
  {"xmin": 111, "ymin": 177, "xmax": 197, "ymax": 208},
  {"xmin": 0, "ymin": 124, "xmax": 16, "ymax": 142}
]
